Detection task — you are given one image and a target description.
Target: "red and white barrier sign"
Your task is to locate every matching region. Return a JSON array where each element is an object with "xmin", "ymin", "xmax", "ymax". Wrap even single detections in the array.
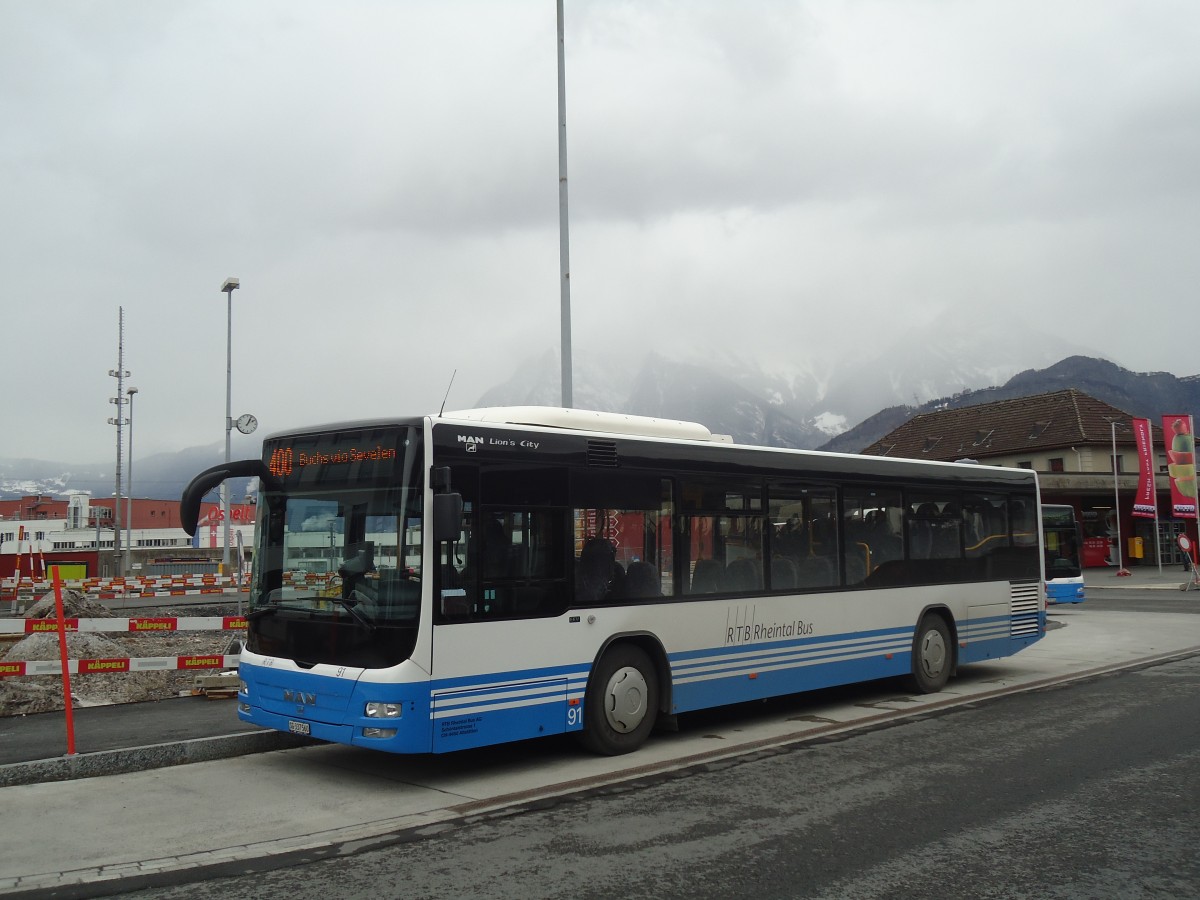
[
  {"xmin": 0, "ymin": 653, "xmax": 240, "ymax": 678},
  {"xmin": 0, "ymin": 616, "xmax": 248, "ymax": 635}
]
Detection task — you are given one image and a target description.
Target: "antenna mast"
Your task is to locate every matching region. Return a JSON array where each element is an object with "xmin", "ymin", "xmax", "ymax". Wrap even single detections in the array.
[{"xmin": 107, "ymin": 308, "xmax": 130, "ymax": 576}]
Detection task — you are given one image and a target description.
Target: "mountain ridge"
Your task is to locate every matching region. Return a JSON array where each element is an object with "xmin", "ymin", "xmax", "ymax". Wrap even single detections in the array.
[
  {"xmin": 3, "ymin": 354, "xmax": 1196, "ymax": 501},
  {"xmin": 818, "ymin": 355, "xmax": 1200, "ymax": 453}
]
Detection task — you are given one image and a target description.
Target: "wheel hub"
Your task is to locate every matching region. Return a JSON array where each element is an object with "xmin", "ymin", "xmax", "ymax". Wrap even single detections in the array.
[
  {"xmin": 919, "ymin": 629, "xmax": 947, "ymax": 677},
  {"xmin": 605, "ymin": 666, "xmax": 648, "ymax": 733}
]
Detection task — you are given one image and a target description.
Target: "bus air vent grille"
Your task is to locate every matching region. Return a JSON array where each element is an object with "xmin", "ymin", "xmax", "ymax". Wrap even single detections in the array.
[
  {"xmin": 1009, "ymin": 580, "xmax": 1040, "ymax": 637},
  {"xmin": 586, "ymin": 440, "xmax": 619, "ymax": 467}
]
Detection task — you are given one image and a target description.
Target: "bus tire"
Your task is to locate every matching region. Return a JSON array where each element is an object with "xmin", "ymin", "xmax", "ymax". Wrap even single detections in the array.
[
  {"xmin": 907, "ymin": 613, "xmax": 952, "ymax": 693},
  {"xmin": 578, "ymin": 643, "xmax": 659, "ymax": 756}
]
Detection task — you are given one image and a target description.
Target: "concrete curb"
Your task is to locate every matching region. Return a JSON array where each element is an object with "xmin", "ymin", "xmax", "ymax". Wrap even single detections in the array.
[
  {"xmin": 0, "ymin": 730, "xmax": 312, "ymax": 789},
  {"xmin": 1086, "ymin": 582, "xmax": 1186, "ymax": 591}
]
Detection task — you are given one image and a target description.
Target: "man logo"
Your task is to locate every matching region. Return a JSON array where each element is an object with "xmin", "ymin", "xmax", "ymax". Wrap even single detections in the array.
[
  {"xmin": 283, "ymin": 690, "xmax": 317, "ymax": 706},
  {"xmin": 458, "ymin": 433, "xmax": 482, "ymax": 453}
]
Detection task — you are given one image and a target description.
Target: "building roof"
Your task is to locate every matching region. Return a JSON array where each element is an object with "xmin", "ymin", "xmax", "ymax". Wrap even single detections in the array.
[{"xmin": 861, "ymin": 388, "xmax": 1160, "ymax": 461}]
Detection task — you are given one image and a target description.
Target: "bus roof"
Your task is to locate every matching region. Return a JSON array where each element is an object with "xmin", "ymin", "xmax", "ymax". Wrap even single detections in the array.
[{"xmin": 439, "ymin": 406, "xmax": 727, "ymax": 443}]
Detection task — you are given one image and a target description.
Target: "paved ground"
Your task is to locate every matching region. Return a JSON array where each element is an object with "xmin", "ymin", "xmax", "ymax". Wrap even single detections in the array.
[
  {"xmin": 2, "ymin": 566, "xmax": 1198, "ymax": 897},
  {"xmin": 0, "ymin": 696, "xmax": 248, "ymax": 768}
]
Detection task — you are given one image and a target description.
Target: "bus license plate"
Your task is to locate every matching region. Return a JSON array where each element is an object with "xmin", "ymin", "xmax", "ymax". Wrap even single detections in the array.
[{"xmin": 288, "ymin": 720, "xmax": 311, "ymax": 736}]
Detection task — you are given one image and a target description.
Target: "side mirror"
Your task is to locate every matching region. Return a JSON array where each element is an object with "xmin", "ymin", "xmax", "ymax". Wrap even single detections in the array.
[
  {"xmin": 430, "ymin": 466, "xmax": 452, "ymax": 492},
  {"xmin": 433, "ymin": 492, "xmax": 463, "ymax": 543},
  {"xmin": 180, "ymin": 459, "xmax": 277, "ymax": 536}
]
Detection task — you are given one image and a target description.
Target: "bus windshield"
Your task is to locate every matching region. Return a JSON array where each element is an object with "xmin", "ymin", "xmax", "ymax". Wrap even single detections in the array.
[
  {"xmin": 1042, "ymin": 504, "xmax": 1082, "ymax": 580},
  {"xmin": 247, "ymin": 424, "xmax": 424, "ymax": 668}
]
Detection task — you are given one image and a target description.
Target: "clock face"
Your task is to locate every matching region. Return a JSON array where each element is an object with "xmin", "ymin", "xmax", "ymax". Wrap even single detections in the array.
[{"xmin": 235, "ymin": 414, "xmax": 258, "ymax": 435}]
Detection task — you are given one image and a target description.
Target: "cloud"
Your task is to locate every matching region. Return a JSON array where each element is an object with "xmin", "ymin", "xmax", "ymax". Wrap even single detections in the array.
[{"xmin": 3, "ymin": 0, "xmax": 1199, "ymax": 467}]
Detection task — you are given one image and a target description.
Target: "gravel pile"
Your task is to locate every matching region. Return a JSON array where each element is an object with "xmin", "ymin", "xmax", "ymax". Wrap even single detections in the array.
[{"xmin": 0, "ymin": 591, "xmax": 237, "ymax": 717}]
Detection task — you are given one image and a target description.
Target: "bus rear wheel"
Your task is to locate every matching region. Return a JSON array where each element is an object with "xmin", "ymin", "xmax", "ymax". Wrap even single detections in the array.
[
  {"xmin": 578, "ymin": 644, "xmax": 659, "ymax": 755},
  {"xmin": 907, "ymin": 614, "xmax": 952, "ymax": 693}
]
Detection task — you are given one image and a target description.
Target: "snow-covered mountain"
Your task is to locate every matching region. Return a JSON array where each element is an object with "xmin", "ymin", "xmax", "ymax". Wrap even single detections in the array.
[
  {"xmin": 475, "ymin": 326, "xmax": 1086, "ymax": 449},
  {"xmin": 7, "ymin": 342, "xmax": 1179, "ymax": 501},
  {"xmin": 0, "ymin": 437, "xmax": 261, "ymax": 503}
]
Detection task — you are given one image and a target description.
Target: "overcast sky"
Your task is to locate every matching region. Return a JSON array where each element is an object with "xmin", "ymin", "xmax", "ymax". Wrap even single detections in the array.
[{"xmin": 4, "ymin": 0, "xmax": 1199, "ymax": 464}]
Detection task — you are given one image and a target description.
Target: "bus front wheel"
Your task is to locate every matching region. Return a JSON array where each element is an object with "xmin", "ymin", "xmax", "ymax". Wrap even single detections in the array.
[
  {"xmin": 907, "ymin": 614, "xmax": 952, "ymax": 693},
  {"xmin": 578, "ymin": 644, "xmax": 659, "ymax": 755}
]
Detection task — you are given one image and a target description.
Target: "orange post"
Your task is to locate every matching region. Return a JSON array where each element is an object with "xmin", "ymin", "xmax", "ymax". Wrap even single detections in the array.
[{"xmin": 51, "ymin": 566, "xmax": 76, "ymax": 756}]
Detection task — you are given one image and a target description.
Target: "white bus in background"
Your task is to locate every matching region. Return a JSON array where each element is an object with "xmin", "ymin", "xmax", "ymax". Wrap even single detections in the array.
[
  {"xmin": 183, "ymin": 407, "xmax": 1046, "ymax": 756},
  {"xmin": 1042, "ymin": 504, "xmax": 1085, "ymax": 604}
]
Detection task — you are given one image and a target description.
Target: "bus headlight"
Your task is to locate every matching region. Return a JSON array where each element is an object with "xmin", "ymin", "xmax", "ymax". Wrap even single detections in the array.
[
  {"xmin": 239, "ymin": 678, "xmax": 249, "ymax": 695},
  {"xmin": 365, "ymin": 702, "xmax": 402, "ymax": 719}
]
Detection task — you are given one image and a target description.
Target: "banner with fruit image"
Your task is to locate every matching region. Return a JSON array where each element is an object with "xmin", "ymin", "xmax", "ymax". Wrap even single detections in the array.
[
  {"xmin": 1163, "ymin": 414, "xmax": 1197, "ymax": 518},
  {"xmin": 1131, "ymin": 418, "xmax": 1157, "ymax": 518}
]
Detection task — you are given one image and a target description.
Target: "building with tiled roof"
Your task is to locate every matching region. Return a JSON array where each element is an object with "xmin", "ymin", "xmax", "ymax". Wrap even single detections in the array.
[{"xmin": 862, "ymin": 389, "xmax": 1182, "ymax": 569}]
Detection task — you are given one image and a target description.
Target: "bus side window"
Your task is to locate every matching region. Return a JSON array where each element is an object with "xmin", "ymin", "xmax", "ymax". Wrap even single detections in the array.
[
  {"xmin": 842, "ymin": 487, "xmax": 903, "ymax": 585},
  {"xmin": 963, "ymin": 494, "xmax": 1009, "ymax": 560},
  {"xmin": 472, "ymin": 508, "xmax": 570, "ymax": 618},
  {"xmin": 767, "ymin": 484, "xmax": 837, "ymax": 592},
  {"xmin": 679, "ymin": 478, "xmax": 764, "ymax": 596},
  {"xmin": 572, "ymin": 477, "xmax": 673, "ymax": 603}
]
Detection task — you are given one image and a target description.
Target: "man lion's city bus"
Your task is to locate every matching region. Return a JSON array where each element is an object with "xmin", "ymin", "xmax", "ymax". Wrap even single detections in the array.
[
  {"xmin": 182, "ymin": 407, "xmax": 1046, "ymax": 756},
  {"xmin": 1041, "ymin": 503, "xmax": 1085, "ymax": 604}
]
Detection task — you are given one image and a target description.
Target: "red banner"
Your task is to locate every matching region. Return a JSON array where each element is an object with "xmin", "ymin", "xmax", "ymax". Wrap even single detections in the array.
[
  {"xmin": 177, "ymin": 655, "xmax": 224, "ymax": 670},
  {"xmin": 25, "ymin": 618, "xmax": 79, "ymax": 634},
  {"xmin": 79, "ymin": 658, "xmax": 131, "ymax": 674},
  {"xmin": 1163, "ymin": 414, "xmax": 1197, "ymax": 518},
  {"xmin": 129, "ymin": 617, "xmax": 178, "ymax": 632},
  {"xmin": 1131, "ymin": 418, "xmax": 1157, "ymax": 518}
]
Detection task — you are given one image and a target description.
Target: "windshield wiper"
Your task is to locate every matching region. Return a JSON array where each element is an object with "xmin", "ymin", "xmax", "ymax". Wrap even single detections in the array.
[
  {"xmin": 249, "ymin": 595, "xmax": 375, "ymax": 631},
  {"xmin": 332, "ymin": 596, "xmax": 376, "ymax": 631},
  {"xmin": 248, "ymin": 600, "xmax": 324, "ymax": 621}
]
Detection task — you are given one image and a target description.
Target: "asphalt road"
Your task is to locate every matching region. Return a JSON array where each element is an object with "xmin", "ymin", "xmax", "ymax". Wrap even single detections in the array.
[
  {"xmin": 0, "ymin": 694, "xmax": 242, "ymax": 766},
  {"xmin": 1084, "ymin": 586, "xmax": 1200, "ymax": 614},
  {"xmin": 122, "ymin": 639, "xmax": 1200, "ymax": 899}
]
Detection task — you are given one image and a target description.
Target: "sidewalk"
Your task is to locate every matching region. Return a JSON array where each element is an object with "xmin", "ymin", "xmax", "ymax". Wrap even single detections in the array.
[{"xmin": 1083, "ymin": 564, "xmax": 1194, "ymax": 591}]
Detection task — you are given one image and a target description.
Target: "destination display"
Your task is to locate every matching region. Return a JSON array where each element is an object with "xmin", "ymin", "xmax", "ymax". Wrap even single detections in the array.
[{"xmin": 263, "ymin": 426, "xmax": 417, "ymax": 488}]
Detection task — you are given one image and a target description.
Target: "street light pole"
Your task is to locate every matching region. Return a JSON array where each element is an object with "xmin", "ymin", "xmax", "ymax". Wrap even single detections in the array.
[
  {"xmin": 1111, "ymin": 419, "xmax": 1131, "ymax": 576},
  {"xmin": 221, "ymin": 277, "xmax": 239, "ymax": 573},
  {"xmin": 126, "ymin": 386, "xmax": 138, "ymax": 574},
  {"xmin": 556, "ymin": 0, "xmax": 573, "ymax": 408}
]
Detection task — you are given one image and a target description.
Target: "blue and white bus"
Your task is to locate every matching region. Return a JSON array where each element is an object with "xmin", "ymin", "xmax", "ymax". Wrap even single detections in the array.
[
  {"xmin": 1041, "ymin": 504, "xmax": 1085, "ymax": 604},
  {"xmin": 182, "ymin": 407, "xmax": 1046, "ymax": 756}
]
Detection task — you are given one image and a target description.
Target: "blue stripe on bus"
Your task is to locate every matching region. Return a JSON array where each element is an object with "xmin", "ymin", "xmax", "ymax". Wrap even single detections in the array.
[
  {"xmin": 430, "ymin": 661, "xmax": 589, "ymax": 693},
  {"xmin": 670, "ymin": 636, "xmax": 913, "ymax": 684},
  {"xmin": 240, "ymin": 607, "xmax": 1042, "ymax": 752},
  {"xmin": 1046, "ymin": 581, "xmax": 1085, "ymax": 603},
  {"xmin": 432, "ymin": 683, "xmax": 573, "ymax": 718},
  {"xmin": 669, "ymin": 624, "xmax": 913, "ymax": 663}
]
